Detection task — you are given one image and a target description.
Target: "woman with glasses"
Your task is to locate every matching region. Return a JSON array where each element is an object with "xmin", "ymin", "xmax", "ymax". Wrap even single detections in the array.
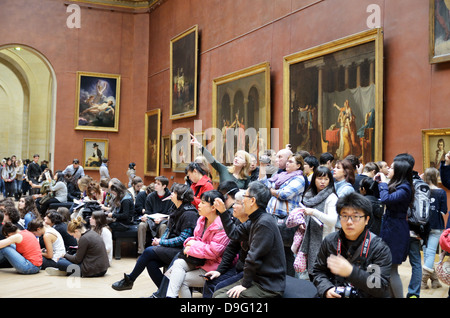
[{"xmin": 374, "ymin": 159, "xmax": 414, "ymax": 298}]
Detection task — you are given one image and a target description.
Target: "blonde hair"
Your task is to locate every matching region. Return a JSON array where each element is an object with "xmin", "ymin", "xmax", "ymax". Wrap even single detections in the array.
[
  {"xmin": 227, "ymin": 150, "xmax": 251, "ymax": 180},
  {"xmin": 67, "ymin": 216, "xmax": 86, "ymax": 233}
]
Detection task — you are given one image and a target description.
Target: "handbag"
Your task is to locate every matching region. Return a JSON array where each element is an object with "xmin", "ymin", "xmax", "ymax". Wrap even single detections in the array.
[
  {"xmin": 272, "ymin": 200, "xmax": 298, "ymax": 247},
  {"xmin": 39, "ymin": 192, "xmax": 54, "ymax": 205},
  {"xmin": 178, "ymin": 249, "xmax": 206, "ymax": 266},
  {"xmin": 435, "ymin": 252, "xmax": 450, "ymax": 286}
]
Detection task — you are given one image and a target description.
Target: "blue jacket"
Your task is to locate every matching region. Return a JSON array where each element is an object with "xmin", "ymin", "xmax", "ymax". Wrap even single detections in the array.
[
  {"xmin": 378, "ymin": 181, "xmax": 412, "ymax": 264},
  {"xmin": 439, "ymin": 162, "xmax": 450, "ymax": 229}
]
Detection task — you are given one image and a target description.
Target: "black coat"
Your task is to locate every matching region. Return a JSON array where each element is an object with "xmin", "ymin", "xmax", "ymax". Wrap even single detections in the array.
[
  {"xmin": 219, "ymin": 208, "xmax": 286, "ymax": 294},
  {"xmin": 312, "ymin": 229, "xmax": 392, "ymax": 298}
]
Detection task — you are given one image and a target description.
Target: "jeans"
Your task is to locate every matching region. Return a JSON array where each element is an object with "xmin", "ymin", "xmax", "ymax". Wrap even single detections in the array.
[
  {"xmin": 423, "ymin": 229, "xmax": 443, "ymax": 271},
  {"xmin": 0, "ymin": 245, "xmax": 40, "ymax": 274},
  {"xmin": 55, "ymin": 258, "xmax": 106, "ymax": 277},
  {"xmin": 407, "ymin": 238, "xmax": 422, "ymax": 297},
  {"xmin": 129, "ymin": 246, "xmax": 166, "ymax": 287}
]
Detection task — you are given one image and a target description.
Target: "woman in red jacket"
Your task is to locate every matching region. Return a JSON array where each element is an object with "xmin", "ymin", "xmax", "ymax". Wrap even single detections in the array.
[{"xmin": 186, "ymin": 162, "xmax": 214, "ymax": 209}]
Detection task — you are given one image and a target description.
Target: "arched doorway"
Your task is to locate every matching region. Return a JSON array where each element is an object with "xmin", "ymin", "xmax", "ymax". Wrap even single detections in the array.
[{"xmin": 0, "ymin": 45, "xmax": 56, "ymax": 167}]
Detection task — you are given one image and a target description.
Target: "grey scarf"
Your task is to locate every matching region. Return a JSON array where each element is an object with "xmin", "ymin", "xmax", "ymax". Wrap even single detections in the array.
[{"xmin": 300, "ymin": 186, "xmax": 334, "ymax": 274}]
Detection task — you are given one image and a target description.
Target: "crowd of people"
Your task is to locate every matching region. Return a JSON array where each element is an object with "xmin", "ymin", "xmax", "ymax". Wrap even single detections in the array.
[{"xmin": 0, "ymin": 139, "xmax": 449, "ymax": 299}]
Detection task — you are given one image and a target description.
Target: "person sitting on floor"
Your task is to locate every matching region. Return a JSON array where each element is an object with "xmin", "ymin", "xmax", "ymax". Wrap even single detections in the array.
[{"xmin": 45, "ymin": 216, "xmax": 109, "ymax": 277}]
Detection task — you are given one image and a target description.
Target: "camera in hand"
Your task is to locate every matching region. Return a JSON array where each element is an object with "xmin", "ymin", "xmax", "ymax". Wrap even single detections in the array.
[
  {"xmin": 259, "ymin": 155, "xmax": 271, "ymax": 164},
  {"xmin": 335, "ymin": 286, "xmax": 359, "ymax": 298}
]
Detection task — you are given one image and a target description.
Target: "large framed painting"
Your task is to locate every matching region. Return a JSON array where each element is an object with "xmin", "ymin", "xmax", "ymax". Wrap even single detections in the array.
[
  {"xmin": 422, "ymin": 128, "xmax": 450, "ymax": 172},
  {"xmin": 283, "ymin": 28, "xmax": 384, "ymax": 164},
  {"xmin": 430, "ymin": 0, "xmax": 450, "ymax": 63},
  {"xmin": 170, "ymin": 25, "xmax": 198, "ymax": 120},
  {"xmin": 212, "ymin": 62, "xmax": 271, "ymax": 165},
  {"xmin": 83, "ymin": 138, "xmax": 108, "ymax": 171},
  {"xmin": 75, "ymin": 72, "xmax": 120, "ymax": 132},
  {"xmin": 144, "ymin": 109, "xmax": 161, "ymax": 177},
  {"xmin": 171, "ymin": 127, "xmax": 191, "ymax": 173}
]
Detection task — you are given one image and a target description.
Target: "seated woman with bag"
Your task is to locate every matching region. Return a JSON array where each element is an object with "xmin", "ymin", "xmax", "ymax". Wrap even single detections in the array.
[{"xmin": 165, "ymin": 190, "xmax": 230, "ymax": 298}]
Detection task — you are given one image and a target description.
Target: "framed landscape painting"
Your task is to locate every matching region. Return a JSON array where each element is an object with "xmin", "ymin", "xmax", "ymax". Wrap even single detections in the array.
[
  {"xmin": 170, "ymin": 25, "xmax": 198, "ymax": 120},
  {"xmin": 283, "ymin": 28, "xmax": 384, "ymax": 164},
  {"xmin": 144, "ymin": 109, "xmax": 161, "ymax": 176},
  {"xmin": 75, "ymin": 72, "xmax": 120, "ymax": 132},
  {"xmin": 83, "ymin": 138, "xmax": 108, "ymax": 171}
]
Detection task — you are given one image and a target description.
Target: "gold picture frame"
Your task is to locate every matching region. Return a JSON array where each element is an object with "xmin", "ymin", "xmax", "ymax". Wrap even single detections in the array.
[
  {"xmin": 211, "ymin": 62, "xmax": 271, "ymax": 166},
  {"xmin": 83, "ymin": 138, "xmax": 109, "ymax": 171},
  {"xmin": 429, "ymin": 0, "xmax": 450, "ymax": 64},
  {"xmin": 422, "ymin": 128, "xmax": 450, "ymax": 172},
  {"xmin": 170, "ymin": 25, "xmax": 198, "ymax": 120},
  {"xmin": 144, "ymin": 109, "xmax": 161, "ymax": 177},
  {"xmin": 283, "ymin": 28, "xmax": 384, "ymax": 163},
  {"xmin": 171, "ymin": 127, "xmax": 191, "ymax": 173},
  {"xmin": 75, "ymin": 71, "xmax": 121, "ymax": 132},
  {"xmin": 161, "ymin": 135, "xmax": 171, "ymax": 169}
]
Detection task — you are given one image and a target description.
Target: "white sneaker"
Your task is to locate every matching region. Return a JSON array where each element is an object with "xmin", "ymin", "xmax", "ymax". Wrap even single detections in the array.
[{"xmin": 45, "ymin": 267, "xmax": 67, "ymax": 276}]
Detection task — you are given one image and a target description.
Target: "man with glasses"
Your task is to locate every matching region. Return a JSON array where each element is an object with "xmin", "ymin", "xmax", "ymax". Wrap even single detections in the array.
[
  {"xmin": 312, "ymin": 192, "xmax": 392, "ymax": 298},
  {"xmin": 213, "ymin": 181, "xmax": 286, "ymax": 298}
]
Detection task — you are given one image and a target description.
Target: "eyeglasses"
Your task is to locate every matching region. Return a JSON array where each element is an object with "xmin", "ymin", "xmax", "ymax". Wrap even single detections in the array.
[
  {"xmin": 339, "ymin": 215, "xmax": 366, "ymax": 222},
  {"xmin": 242, "ymin": 194, "xmax": 254, "ymax": 199}
]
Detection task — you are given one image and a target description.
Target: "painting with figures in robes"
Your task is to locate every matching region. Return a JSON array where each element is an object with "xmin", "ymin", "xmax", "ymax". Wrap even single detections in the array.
[{"xmin": 283, "ymin": 28, "xmax": 384, "ymax": 164}]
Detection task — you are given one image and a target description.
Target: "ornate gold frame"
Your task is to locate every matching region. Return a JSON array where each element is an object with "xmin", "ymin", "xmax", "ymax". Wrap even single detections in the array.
[
  {"xmin": 75, "ymin": 71, "xmax": 121, "ymax": 132},
  {"xmin": 283, "ymin": 28, "xmax": 384, "ymax": 163},
  {"xmin": 144, "ymin": 109, "xmax": 161, "ymax": 176},
  {"xmin": 170, "ymin": 25, "xmax": 198, "ymax": 120}
]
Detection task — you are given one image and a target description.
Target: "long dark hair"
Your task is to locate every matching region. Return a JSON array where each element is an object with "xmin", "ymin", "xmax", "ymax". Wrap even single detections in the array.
[
  {"xmin": 388, "ymin": 159, "xmax": 414, "ymax": 205},
  {"xmin": 110, "ymin": 178, "xmax": 129, "ymax": 207},
  {"xmin": 91, "ymin": 211, "xmax": 110, "ymax": 235},
  {"xmin": 306, "ymin": 166, "xmax": 336, "ymax": 196},
  {"xmin": 18, "ymin": 196, "xmax": 41, "ymax": 220},
  {"xmin": 54, "ymin": 171, "xmax": 66, "ymax": 183}
]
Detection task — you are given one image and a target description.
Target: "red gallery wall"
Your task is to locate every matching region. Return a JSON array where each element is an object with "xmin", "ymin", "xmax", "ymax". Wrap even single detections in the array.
[{"xmin": 1, "ymin": 0, "xmax": 450, "ymax": 218}]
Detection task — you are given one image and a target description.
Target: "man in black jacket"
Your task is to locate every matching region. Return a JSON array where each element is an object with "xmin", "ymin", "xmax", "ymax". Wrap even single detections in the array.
[
  {"xmin": 26, "ymin": 154, "xmax": 41, "ymax": 195},
  {"xmin": 138, "ymin": 176, "xmax": 173, "ymax": 254},
  {"xmin": 213, "ymin": 181, "xmax": 286, "ymax": 298},
  {"xmin": 312, "ymin": 192, "xmax": 392, "ymax": 298}
]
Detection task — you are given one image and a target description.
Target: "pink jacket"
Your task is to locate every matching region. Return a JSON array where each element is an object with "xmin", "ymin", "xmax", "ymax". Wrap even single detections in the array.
[{"xmin": 184, "ymin": 215, "xmax": 230, "ymax": 272}]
